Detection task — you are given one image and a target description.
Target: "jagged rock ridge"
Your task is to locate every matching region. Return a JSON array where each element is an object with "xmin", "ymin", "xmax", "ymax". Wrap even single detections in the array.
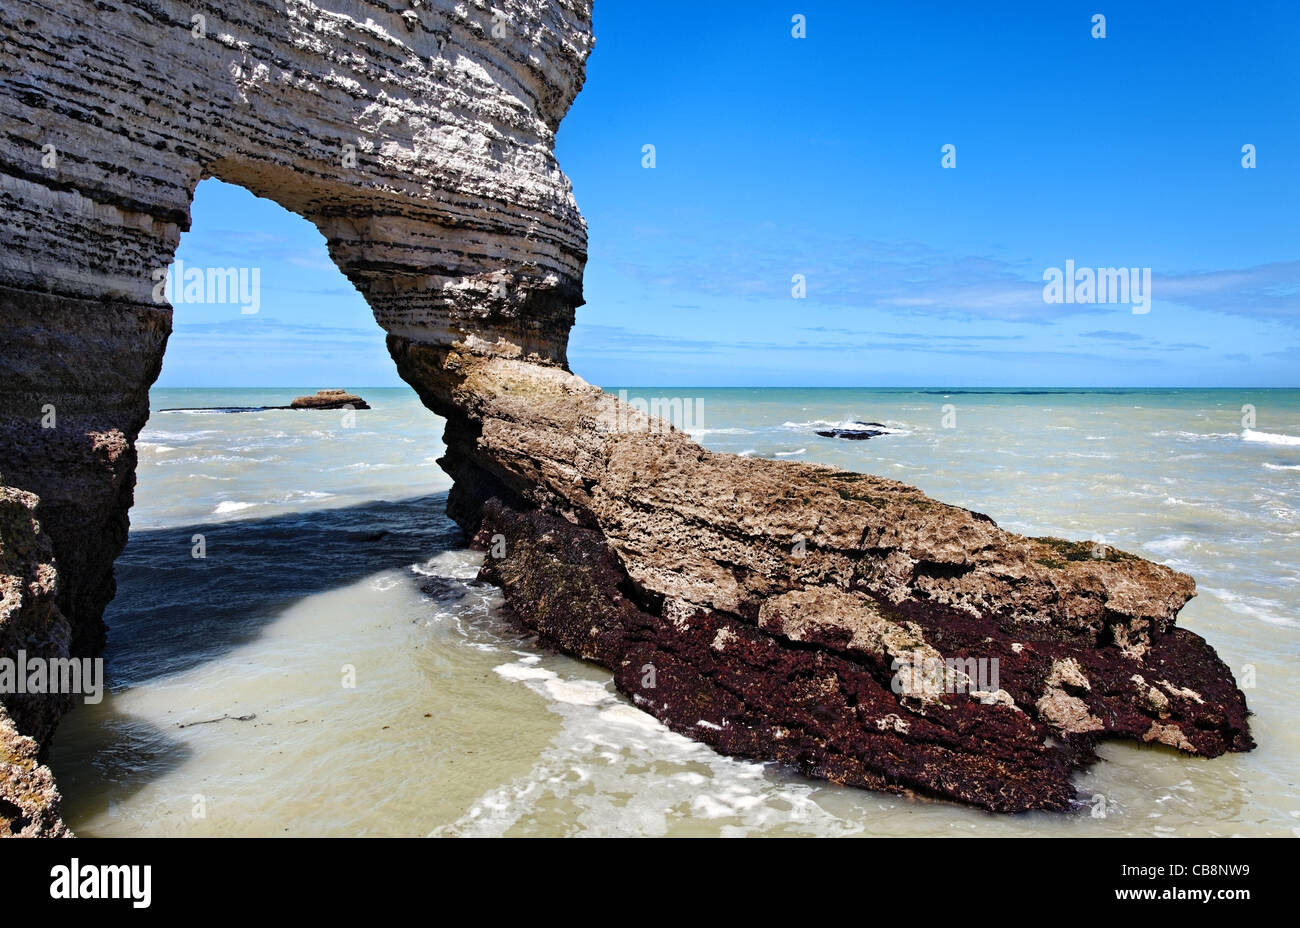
[{"xmin": 426, "ymin": 349, "xmax": 1251, "ymax": 812}]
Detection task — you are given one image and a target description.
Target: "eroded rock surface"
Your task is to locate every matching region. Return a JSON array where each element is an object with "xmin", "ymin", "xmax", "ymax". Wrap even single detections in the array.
[
  {"xmin": 0, "ymin": 489, "xmax": 73, "ymax": 836},
  {"xmin": 1, "ymin": 0, "xmax": 592, "ymax": 656},
  {"xmin": 428, "ymin": 350, "xmax": 1251, "ymax": 812}
]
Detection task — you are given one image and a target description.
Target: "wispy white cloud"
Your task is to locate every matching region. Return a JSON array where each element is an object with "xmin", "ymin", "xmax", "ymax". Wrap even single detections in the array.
[
  {"xmin": 603, "ymin": 222, "xmax": 1300, "ymax": 326},
  {"xmin": 1154, "ymin": 262, "xmax": 1300, "ymax": 322}
]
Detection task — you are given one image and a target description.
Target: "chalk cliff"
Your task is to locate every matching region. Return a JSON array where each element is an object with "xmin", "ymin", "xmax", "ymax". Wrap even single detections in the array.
[
  {"xmin": 1, "ymin": 0, "xmax": 591, "ymax": 835},
  {"xmin": 1, "ymin": 0, "xmax": 591, "ymax": 657},
  {"xmin": 0, "ymin": 0, "xmax": 1250, "ymax": 833}
]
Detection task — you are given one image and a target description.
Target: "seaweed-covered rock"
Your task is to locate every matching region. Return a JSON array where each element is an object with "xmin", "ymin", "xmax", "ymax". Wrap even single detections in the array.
[{"xmin": 474, "ymin": 494, "xmax": 1251, "ymax": 813}]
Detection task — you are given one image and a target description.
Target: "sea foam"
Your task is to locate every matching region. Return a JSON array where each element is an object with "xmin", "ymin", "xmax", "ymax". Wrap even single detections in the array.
[{"xmin": 1244, "ymin": 429, "xmax": 1300, "ymax": 447}]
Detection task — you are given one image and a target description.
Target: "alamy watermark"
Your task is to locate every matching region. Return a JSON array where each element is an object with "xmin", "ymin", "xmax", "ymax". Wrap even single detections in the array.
[
  {"xmin": 151, "ymin": 259, "xmax": 261, "ymax": 314},
  {"xmin": 1043, "ymin": 260, "xmax": 1151, "ymax": 314},
  {"xmin": 890, "ymin": 650, "xmax": 1000, "ymax": 700},
  {"xmin": 598, "ymin": 389, "xmax": 704, "ymax": 434},
  {"xmin": 0, "ymin": 651, "xmax": 103, "ymax": 704},
  {"xmin": 50, "ymin": 859, "xmax": 151, "ymax": 908}
]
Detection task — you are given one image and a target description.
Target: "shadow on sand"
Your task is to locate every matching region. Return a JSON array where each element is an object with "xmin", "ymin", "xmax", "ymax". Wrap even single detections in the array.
[
  {"xmin": 46, "ymin": 492, "xmax": 464, "ymax": 829},
  {"xmin": 100, "ymin": 492, "xmax": 462, "ymax": 687}
]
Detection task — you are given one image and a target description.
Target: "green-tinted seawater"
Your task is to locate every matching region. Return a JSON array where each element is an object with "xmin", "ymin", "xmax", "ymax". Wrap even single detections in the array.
[{"xmin": 46, "ymin": 387, "xmax": 1300, "ymax": 836}]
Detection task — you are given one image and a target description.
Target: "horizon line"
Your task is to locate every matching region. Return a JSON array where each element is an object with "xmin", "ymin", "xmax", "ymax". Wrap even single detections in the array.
[{"xmin": 150, "ymin": 384, "xmax": 1300, "ymax": 390}]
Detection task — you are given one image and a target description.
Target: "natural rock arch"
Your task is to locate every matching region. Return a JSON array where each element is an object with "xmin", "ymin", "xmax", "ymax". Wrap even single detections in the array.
[
  {"xmin": 2, "ymin": 0, "xmax": 1251, "ymax": 835},
  {"xmin": 1, "ymin": 0, "xmax": 591, "ymax": 656}
]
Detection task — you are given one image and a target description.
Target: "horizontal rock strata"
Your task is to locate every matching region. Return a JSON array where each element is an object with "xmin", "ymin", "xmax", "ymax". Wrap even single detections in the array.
[
  {"xmin": 1, "ymin": 0, "xmax": 593, "ymax": 657},
  {"xmin": 0, "ymin": 0, "xmax": 591, "ymax": 835}
]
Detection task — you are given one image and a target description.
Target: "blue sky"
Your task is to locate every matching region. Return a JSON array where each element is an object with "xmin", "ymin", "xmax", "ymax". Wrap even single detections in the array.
[{"xmin": 158, "ymin": 1, "xmax": 1300, "ymax": 388}]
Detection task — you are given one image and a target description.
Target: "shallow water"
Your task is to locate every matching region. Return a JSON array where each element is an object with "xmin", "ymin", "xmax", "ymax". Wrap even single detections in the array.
[{"xmin": 47, "ymin": 387, "xmax": 1300, "ymax": 836}]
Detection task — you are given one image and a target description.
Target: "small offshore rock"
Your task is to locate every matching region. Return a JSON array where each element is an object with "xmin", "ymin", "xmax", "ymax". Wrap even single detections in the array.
[{"xmin": 290, "ymin": 389, "xmax": 371, "ymax": 410}]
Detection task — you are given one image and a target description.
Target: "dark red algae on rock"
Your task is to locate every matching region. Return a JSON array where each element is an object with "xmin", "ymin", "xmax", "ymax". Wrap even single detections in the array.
[{"xmin": 471, "ymin": 498, "xmax": 1247, "ymax": 813}]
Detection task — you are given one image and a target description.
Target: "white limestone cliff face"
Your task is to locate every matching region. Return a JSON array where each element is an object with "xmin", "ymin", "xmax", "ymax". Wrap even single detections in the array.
[
  {"xmin": 1, "ymin": 0, "xmax": 593, "ymax": 656},
  {"xmin": 1, "ymin": 0, "xmax": 592, "ymax": 835}
]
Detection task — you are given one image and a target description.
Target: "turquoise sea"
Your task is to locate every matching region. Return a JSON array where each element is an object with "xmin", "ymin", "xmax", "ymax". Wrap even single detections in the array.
[{"xmin": 46, "ymin": 387, "xmax": 1300, "ymax": 836}]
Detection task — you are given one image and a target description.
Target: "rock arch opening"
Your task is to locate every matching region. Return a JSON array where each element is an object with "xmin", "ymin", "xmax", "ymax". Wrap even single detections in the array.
[
  {"xmin": 152, "ymin": 178, "xmax": 400, "ymax": 390},
  {"xmin": 0, "ymin": 0, "xmax": 592, "ymax": 661}
]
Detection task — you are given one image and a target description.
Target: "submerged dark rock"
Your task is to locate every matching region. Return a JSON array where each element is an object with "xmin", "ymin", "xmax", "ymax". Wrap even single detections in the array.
[
  {"xmin": 816, "ymin": 422, "xmax": 890, "ymax": 440},
  {"xmin": 475, "ymin": 499, "xmax": 1082, "ymax": 812},
  {"xmin": 419, "ymin": 575, "xmax": 484, "ymax": 605}
]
